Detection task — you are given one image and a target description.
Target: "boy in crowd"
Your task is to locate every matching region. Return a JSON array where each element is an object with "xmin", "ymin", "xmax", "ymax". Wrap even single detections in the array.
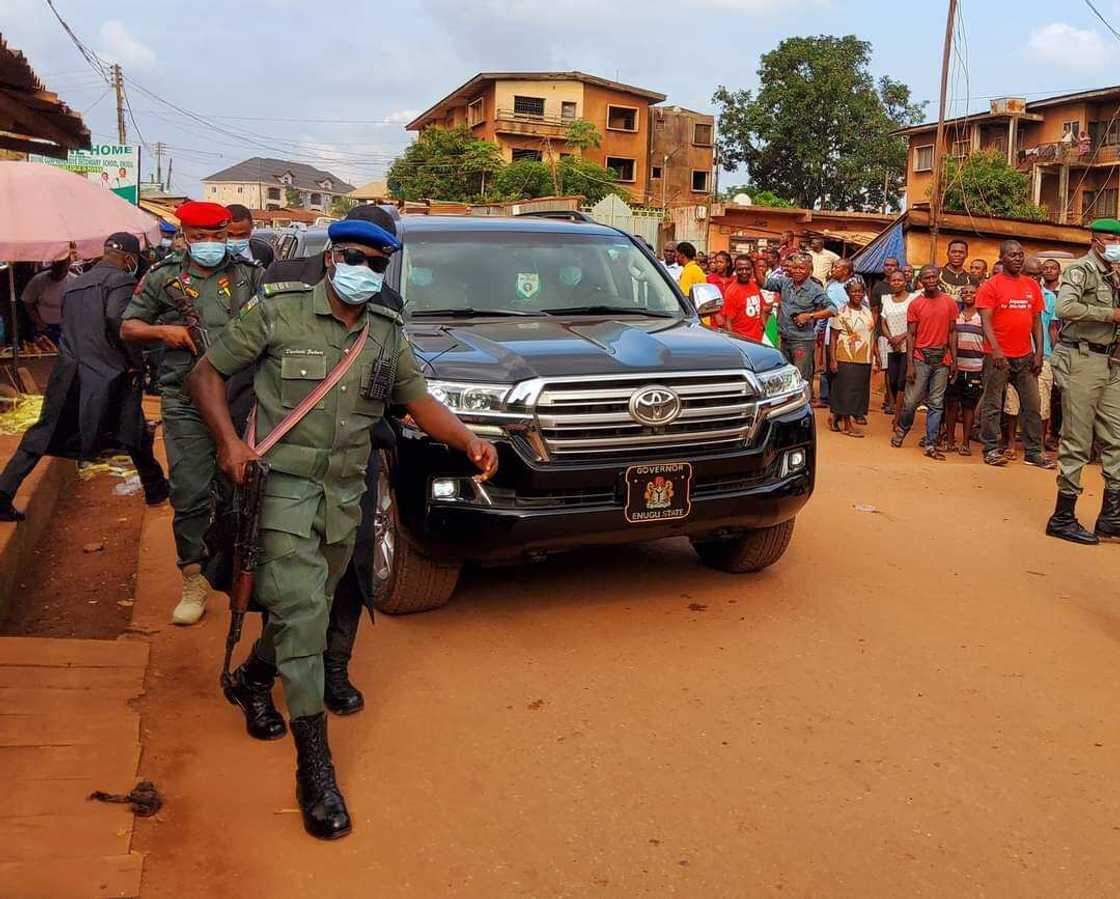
[{"xmin": 944, "ymin": 284, "xmax": 984, "ymax": 455}]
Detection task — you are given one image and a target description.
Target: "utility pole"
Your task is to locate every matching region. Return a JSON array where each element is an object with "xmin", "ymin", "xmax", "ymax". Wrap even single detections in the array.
[
  {"xmin": 928, "ymin": 0, "xmax": 958, "ymax": 260},
  {"xmin": 166, "ymin": 157, "xmax": 173, "ymax": 192},
  {"xmin": 111, "ymin": 63, "xmax": 127, "ymax": 145},
  {"xmin": 153, "ymin": 141, "xmax": 165, "ymax": 190}
]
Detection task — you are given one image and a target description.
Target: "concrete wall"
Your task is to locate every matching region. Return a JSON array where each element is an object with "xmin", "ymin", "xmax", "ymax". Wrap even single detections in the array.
[
  {"xmin": 650, "ymin": 107, "xmax": 714, "ymax": 208},
  {"xmin": 202, "ymin": 180, "xmax": 338, "ymax": 212},
  {"xmin": 492, "ymin": 79, "xmax": 583, "ymax": 120},
  {"xmin": 581, "ymin": 84, "xmax": 652, "ymax": 204}
]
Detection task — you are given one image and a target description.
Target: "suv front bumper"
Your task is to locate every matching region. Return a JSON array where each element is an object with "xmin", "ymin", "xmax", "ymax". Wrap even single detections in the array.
[{"xmin": 390, "ymin": 403, "xmax": 815, "ymax": 563}]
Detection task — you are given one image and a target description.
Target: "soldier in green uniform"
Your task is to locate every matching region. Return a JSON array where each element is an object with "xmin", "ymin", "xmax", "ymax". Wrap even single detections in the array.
[
  {"xmin": 187, "ymin": 218, "xmax": 497, "ymax": 840},
  {"xmin": 121, "ymin": 202, "xmax": 264, "ymax": 622},
  {"xmin": 1046, "ymin": 217, "xmax": 1120, "ymax": 544}
]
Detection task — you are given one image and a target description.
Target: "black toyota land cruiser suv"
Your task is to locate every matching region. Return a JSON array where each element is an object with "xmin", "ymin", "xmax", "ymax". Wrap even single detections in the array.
[{"xmin": 373, "ymin": 216, "xmax": 815, "ymax": 613}]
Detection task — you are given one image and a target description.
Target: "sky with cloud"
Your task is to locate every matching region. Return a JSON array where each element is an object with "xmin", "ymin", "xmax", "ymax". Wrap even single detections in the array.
[{"xmin": 6, "ymin": 0, "xmax": 1120, "ymax": 198}]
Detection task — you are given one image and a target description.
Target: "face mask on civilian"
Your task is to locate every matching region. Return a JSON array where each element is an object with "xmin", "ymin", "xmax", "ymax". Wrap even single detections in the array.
[
  {"xmin": 159, "ymin": 238, "xmax": 172, "ymax": 248},
  {"xmin": 188, "ymin": 241, "xmax": 227, "ymax": 267},
  {"xmin": 330, "ymin": 262, "xmax": 383, "ymax": 305},
  {"xmin": 1103, "ymin": 243, "xmax": 1120, "ymax": 263},
  {"xmin": 227, "ymin": 238, "xmax": 250, "ymax": 257}
]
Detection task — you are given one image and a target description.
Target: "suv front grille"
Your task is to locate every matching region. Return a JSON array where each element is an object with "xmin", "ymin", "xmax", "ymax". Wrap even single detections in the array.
[{"xmin": 534, "ymin": 371, "xmax": 758, "ymax": 461}]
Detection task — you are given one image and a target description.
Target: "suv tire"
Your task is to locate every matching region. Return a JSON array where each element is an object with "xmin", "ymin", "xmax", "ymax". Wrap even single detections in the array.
[
  {"xmin": 372, "ymin": 454, "xmax": 462, "ymax": 615},
  {"xmin": 692, "ymin": 519, "xmax": 795, "ymax": 573}
]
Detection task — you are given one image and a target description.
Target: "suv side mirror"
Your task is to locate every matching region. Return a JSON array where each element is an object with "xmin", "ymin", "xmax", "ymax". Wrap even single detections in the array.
[{"xmin": 691, "ymin": 282, "xmax": 724, "ymax": 317}]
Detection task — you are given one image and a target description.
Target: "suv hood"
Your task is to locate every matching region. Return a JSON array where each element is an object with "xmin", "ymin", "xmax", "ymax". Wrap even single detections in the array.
[{"xmin": 406, "ymin": 317, "xmax": 785, "ymax": 381}]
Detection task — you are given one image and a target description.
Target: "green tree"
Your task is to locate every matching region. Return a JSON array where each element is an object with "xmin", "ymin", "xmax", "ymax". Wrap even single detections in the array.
[
  {"xmin": 492, "ymin": 159, "xmax": 555, "ymax": 200},
  {"xmin": 565, "ymin": 119, "xmax": 601, "ymax": 153},
  {"xmin": 329, "ymin": 194, "xmax": 357, "ymax": 216},
  {"xmin": 557, "ymin": 157, "xmax": 624, "ymax": 203},
  {"xmin": 940, "ymin": 149, "xmax": 1048, "ymax": 221},
  {"xmin": 719, "ymin": 183, "xmax": 796, "ymax": 207},
  {"xmin": 713, "ymin": 35, "xmax": 924, "ymax": 210},
  {"xmin": 387, "ymin": 126, "xmax": 505, "ymax": 202},
  {"xmin": 284, "ymin": 186, "xmax": 303, "ymax": 208}
]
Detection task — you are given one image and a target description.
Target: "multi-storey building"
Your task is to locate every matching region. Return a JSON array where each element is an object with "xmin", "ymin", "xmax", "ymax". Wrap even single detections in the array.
[
  {"xmin": 406, "ymin": 71, "xmax": 714, "ymax": 207},
  {"xmin": 200, "ymin": 157, "xmax": 354, "ymax": 213},
  {"xmin": 896, "ymin": 87, "xmax": 1120, "ymax": 224}
]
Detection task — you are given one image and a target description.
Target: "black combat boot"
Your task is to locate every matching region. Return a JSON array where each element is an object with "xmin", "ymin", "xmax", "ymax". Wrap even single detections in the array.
[
  {"xmin": 223, "ymin": 654, "xmax": 287, "ymax": 740},
  {"xmin": 142, "ymin": 476, "xmax": 170, "ymax": 507},
  {"xmin": 324, "ymin": 661, "xmax": 365, "ymax": 716},
  {"xmin": 1094, "ymin": 490, "xmax": 1120, "ymax": 541},
  {"xmin": 0, "ymin": 492, "xmax": 24, "ymax": 522},
  {"xmin": 1045, "ymin": 492, "xmax": 1099, "ymax": 545},
  {"xmin": 290, "ymin": 712, "xmax": 352, "ymax": 840}
]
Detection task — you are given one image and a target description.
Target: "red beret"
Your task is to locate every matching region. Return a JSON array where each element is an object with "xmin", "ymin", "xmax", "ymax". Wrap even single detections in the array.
[{"xmin": 176, "ymin": 201, "xmax": 230, "ymax": 229}]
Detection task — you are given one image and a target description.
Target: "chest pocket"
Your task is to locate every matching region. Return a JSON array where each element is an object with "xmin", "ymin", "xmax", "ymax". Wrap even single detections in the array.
[{"xmin": 280, "ymin": 355, "xmax": 328, "ymax": 409}]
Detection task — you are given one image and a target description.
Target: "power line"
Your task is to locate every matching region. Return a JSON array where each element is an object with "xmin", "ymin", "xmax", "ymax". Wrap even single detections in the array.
[
  {"xmin": 1082, "ymin": 0, "xmax": 1120, "ymax": 41},
  {"xmin": 42, "ymin": 0, "xmax": 110, "ymax": 83}
]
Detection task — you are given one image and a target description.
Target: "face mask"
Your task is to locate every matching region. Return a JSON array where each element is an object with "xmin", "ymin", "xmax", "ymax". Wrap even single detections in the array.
[
  {"xmin": 227, "ymin": 238, "xmax": 250, "ymax": 257},
  {"xmin": 330, "ymin": 262, "xmax": 383, "ymax": 305},
  {"xmin": 188, "ymin": 241, "xmax": 227, "ymax": 267},
  {"xmin": 159, "ymin": 238, "xmax": 172, "ymax": 248},
  {"xmin": 558, "ymin": 266, "xmax": 583, "ymax": 287},
  {"xmin": 1103, "ymin": 244, "xmax": 1120, "ymax": 263}
]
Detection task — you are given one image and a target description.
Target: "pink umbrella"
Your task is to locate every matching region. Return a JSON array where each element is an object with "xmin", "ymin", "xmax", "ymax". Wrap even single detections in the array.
[
  {"xmin": 0, "ymin": 160, "xmax": 159, "ymax": 261},
  {"xmin": 1, "ymin": 161, "xmax": 161, "ymax": 387}
]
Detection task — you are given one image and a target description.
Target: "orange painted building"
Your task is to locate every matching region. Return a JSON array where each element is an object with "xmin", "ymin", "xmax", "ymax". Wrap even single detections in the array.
[
  {"xmin": 407, "ymin": 72, "xmax": 712, "ymax": 207},
  {"xmin": 896, "ymin": 86, "xmax": 1120, "ymax": 225}
]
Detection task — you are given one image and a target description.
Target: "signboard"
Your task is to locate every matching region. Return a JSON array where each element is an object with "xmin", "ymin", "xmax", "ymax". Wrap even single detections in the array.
[{"xmin": 29, "ymin": 144, "xmax": 140, "ymax": 204}]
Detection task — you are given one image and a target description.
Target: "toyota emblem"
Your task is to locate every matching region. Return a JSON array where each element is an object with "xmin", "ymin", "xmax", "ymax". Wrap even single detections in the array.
[{"xmin": 629, "ymin": 385, "xmax": 682, "ymax": 427}]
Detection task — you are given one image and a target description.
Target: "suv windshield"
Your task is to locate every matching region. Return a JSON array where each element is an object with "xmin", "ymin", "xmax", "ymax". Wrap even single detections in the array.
[{"xmin": 398, "ymin": 230, "xmax": 684, "ymax": 318}]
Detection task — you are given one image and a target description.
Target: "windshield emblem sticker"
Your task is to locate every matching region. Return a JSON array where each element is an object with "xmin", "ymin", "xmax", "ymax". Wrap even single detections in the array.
[{"xmin": 516, "ymin": 272, "xmax": 540, "ymax": 301}]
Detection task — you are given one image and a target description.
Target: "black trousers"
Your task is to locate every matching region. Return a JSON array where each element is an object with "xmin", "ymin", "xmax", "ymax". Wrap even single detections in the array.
[{"xmin": 0, "ymin": 424, "xmax": 166, "ymax": 503}]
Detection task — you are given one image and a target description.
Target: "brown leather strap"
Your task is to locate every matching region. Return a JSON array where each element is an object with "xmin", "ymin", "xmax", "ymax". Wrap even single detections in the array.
[{"xmin": 247, "ymin": 323, "xmax": 370, "ymax": 455}]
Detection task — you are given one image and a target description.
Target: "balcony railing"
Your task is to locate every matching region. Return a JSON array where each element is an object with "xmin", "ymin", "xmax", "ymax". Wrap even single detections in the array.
[
  {"xmin": 495, "ymin": 108, "xmax": 575, "ymax": 128},
  {"xmin": 1017, "ymin": 140, "xmax": 1120, "ymax": 170}
]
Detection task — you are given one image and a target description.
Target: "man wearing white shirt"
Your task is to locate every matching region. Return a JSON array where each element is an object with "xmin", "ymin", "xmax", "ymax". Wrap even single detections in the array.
[
  {"xmin": 808, "ymin": 236, "xmax": 839, "ymax": 285},
  {"xmin": 661, "ymin": 240, "xmax": 682, "ymax": 279}
]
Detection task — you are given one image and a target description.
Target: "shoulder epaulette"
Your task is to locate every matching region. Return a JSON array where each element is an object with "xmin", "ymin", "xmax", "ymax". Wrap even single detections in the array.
[
  {"xmin": 261, "ymin": 281, "xmax": 310, "ymax": 297},
  {"xmin": 368, "ymin": 303, "xmax": 403, "ymax": 325}
]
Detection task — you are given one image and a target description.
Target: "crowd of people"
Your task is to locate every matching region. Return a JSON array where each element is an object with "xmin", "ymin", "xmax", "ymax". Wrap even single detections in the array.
[{"xmin": 661, "ymin": 224, "xmax": 1120, "ymax": 546}]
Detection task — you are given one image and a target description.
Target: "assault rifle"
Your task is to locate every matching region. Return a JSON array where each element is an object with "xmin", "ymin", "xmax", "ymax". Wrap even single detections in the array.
[{"xmin": 219, "ymin": 458, "xmax": 269, "ymax": 691}]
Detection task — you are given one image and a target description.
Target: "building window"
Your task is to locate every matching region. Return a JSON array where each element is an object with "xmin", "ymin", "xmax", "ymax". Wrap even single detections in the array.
[
  {"xmin": 237, "ymin": 186, "xmax": 243, "ymax": 194},
  {"xmin": 1063, "ymin": 120, "xmax": 1080, "ymax": 136},
  {"xmin": 468, "ymin": 97, "xmax": 484, "ymax": 127},
  {"xmin": 950, "ymin": 138, "xmax": 970, "ymax": 158},
  {"xmin": 607, "ymin": 106, "xmax": 638, "ymax": 132},
  {"xmin": 693, "ymin": 123, "xmax": 713, "ymax": 146},
  {"xmin": 691, "ymin": 170, "xmax": 710, "ymax": 192},
  {"xmin": 651, "ymin": 166, "xmax": 662, "ymax": 179},
  {"xmin": 513, "ymin": 95, "xmax": 545, "ymax": 118},
  {"xmin": 511, "ymin": 148, "xmax": 543, "ymax": 162},
  {"xmin": 561, "ymin": 101, "xmax": 577, "ymax": 121},
  {"xmin": 1083, "ymin": 187, "xmax": 1118, "ymax": 221},
  {"xmin": 1090, "ymin": 119, "xmax": 1120, "ymax": 146},
  {"xmin": 267, "ymin": 187, "xmax": 281, "ymax": 201},
  {"xmin": 914, "ymin": 145, "xmax": 934, "ymax": 172},
  {"xmin": 310, "ymin": 192, "xmax": 322, "ymax": 206},
  {"xmin": 605, "ymin": 156, "xmax": 636, "ymax": 182}
]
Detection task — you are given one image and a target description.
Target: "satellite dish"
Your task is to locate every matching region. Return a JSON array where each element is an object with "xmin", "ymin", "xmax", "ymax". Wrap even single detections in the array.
[{"xmin": 732, "ymin": 192, "xmax": 752, "ymax": 205}]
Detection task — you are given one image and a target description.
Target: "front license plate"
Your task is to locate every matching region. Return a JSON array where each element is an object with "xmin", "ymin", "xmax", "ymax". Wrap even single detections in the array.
[{"xmin": 624, "ymin": 462, "xmax": 693, "ymax": 524}]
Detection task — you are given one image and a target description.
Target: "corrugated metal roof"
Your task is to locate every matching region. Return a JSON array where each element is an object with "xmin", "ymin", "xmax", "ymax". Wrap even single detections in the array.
[{"xmin": 0, "ymin": 34, "xmax": 90, "ymax": 158}]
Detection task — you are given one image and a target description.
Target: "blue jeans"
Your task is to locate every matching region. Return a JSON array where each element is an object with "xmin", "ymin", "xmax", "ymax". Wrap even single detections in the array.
[{"xmin": 898, "ymin": 359, "xmax": 949, "ymax": 445}]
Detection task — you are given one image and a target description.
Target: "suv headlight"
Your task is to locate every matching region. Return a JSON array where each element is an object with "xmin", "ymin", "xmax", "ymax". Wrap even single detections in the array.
[
  {"xmin": 428, "ymin": 380, "xmax": 511, "ymax": 414},
  {"xmin": 758, "ymin": 364, "xmax": 803, "ymax": 399}
]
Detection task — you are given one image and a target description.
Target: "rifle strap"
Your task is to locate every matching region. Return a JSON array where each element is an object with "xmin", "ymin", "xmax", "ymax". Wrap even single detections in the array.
[{"xmin": 247, "ymin": 323, "xmax": 370, "ymax": 455}]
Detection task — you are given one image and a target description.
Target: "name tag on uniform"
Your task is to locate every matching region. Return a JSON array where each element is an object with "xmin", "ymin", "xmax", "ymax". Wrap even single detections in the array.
[{"xmin": 283, "ymin": 349, "xmax": 325, "ymax": 356}]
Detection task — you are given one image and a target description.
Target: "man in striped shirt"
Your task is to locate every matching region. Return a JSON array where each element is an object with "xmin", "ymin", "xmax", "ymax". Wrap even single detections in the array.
[{"xmin": 945, "ymin": 284, "xmax": 985, "ymax": 455}]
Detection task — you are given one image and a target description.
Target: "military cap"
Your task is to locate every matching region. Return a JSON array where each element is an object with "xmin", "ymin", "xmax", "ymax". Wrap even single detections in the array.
[
  {"xmin": 105, "ymin": 232, "xmax": 141, "ymax": 254},
  {"xmin": 1088, "ymin": 218, "xmax": 1120, "ymax": 235},
  {"xmin": 176, "ymin": 201, "xmax": 230, "ymax": 229},
  {"xmin": 158, "ymin": 220, "xmax": 177, "ymax": 236},
  {"xmin": 327, "ymin": 219, "xmax": 402, "ymax": 254}
]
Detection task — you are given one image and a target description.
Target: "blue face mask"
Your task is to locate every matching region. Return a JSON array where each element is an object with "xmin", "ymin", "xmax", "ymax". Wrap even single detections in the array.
[
  {"xmin": 330, "ymin": 262, "xmax": 384, "ymax": 305},
  {"xmin": 227, "ymin": 238, "xmax": 250, "ymax": 257},
  {"xmin": 159, "ymin": 238, "xmax": 172, "ymax": 248},
  {"xmin": 188, "ymin": 240, "xmax": 227, "ymax": 267},
  {"xmin": 1104, "ymin": 243, "xmax": 1120, "ymax": 263}
]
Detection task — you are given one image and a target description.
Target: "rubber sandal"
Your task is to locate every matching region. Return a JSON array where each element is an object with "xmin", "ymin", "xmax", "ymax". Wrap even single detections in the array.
[
  {"xmin": 890, "ymin": 432, "xmax": 905, "ymax": 448},
  {"xmin": 958, "ymin": 445, "xmax": 972, "ymax": 456},
  {"xmin": 1024, "ymin": 455, "xmax": 1057, "ymax": 470},
  {"xmin": 984, "ymin": 450, "xmax": 1008, "ymax": 466},
  {"xmin": 842, "ymin": 430, "xmax": 866, "ymax": 438},
  {"xmin": 924, "ymin": 446, "xmax": 946, "ymax": 460}
]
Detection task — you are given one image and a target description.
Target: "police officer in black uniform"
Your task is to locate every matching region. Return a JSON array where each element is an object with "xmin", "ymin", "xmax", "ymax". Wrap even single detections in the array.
[{"xmin": 0, "ymin": 233, "xmax": 169, "ymax": 521}]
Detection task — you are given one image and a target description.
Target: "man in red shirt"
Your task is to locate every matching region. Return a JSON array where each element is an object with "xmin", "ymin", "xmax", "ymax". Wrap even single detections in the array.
[
  {"xmin": 892, "ymin": 264, "xmax": 958, "ymax": 460},
  {"xmin": 975, "ymin": 239, "xmax": 1054, "ymax": 469},
  {"xmin": 717, "ymin": 254, "xmax": 769, "ymax": 341}
]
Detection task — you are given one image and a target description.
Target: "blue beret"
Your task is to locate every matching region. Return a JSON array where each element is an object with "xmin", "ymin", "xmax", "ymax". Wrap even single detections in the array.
[
  {"xmin": 158, "ymin": 220, "xmax": 176, "ymax": 235},
  {"xmin": 327, "ymin": 219, "xmax": 401, "ymax": 254}
]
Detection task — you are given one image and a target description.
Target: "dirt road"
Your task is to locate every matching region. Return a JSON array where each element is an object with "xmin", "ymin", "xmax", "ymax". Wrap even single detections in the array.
[{"xmin": 131, "ymin": 414, "xmax": 1120, "ymax": 897}]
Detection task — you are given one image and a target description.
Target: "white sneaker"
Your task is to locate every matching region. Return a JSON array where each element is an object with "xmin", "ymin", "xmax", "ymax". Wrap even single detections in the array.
[{"xmin": 172, "ymin": 572, "xmax": 209, "ymax": 625}]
